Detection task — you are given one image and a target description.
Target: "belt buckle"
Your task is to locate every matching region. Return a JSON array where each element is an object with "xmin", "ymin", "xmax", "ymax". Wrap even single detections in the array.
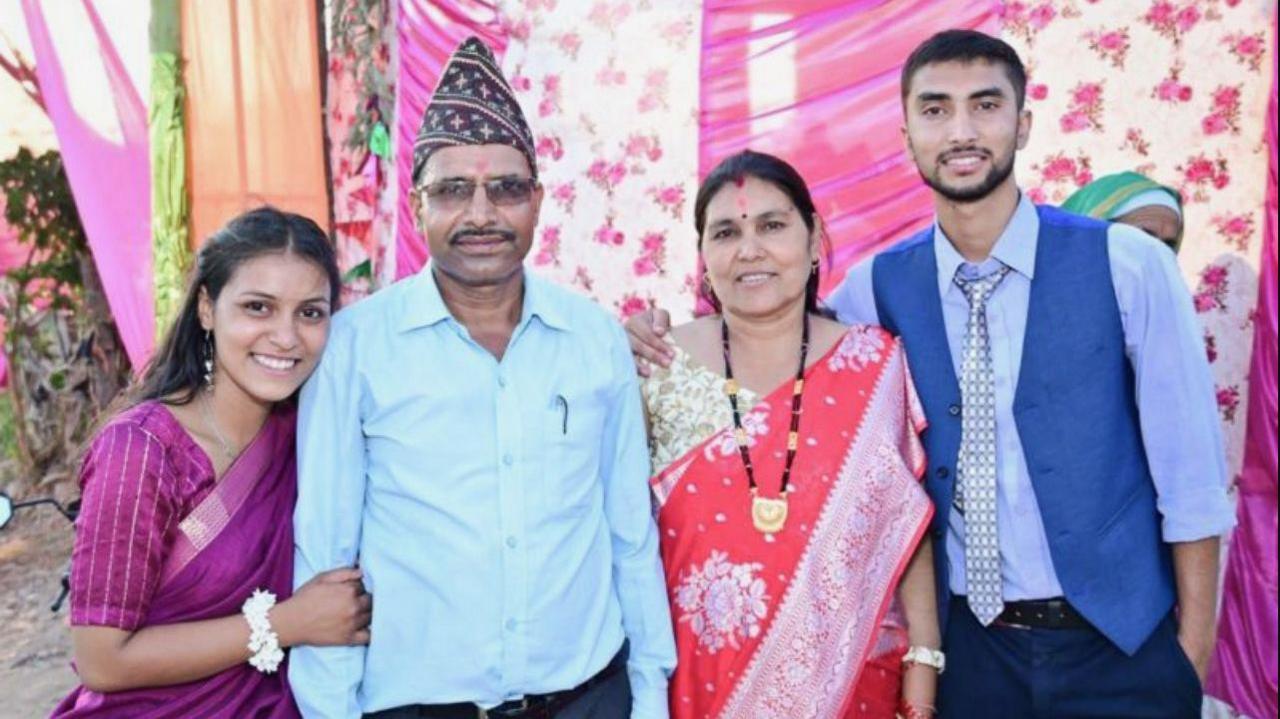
[{"xmin": 479, "ymin": 697, "xmax": 530, "ymax": 719}]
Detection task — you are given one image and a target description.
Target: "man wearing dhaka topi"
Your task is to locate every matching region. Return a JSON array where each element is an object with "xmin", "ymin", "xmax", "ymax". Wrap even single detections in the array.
[{"xmin": 289, "ymin": 37, "xmax": 676, "ymax": 719}]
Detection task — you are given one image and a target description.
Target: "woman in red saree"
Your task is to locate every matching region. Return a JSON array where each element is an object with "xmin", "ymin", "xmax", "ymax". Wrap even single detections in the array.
[
  {"xmin": 53, "ymin": 208, "xmax": 370, "ymax": 718},
  {"xmin": 641, "ymin": 152, "xmax": 940, "ymax": 719}
]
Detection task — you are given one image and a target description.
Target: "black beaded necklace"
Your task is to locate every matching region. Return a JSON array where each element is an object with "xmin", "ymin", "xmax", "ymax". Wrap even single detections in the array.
[{"xmin": 721, "ymin": 313, "xmax": 810, "ymax": 535}]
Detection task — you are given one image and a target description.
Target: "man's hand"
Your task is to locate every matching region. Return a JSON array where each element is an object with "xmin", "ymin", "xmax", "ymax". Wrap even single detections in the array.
[
  {"xmin": 624, "ymin": 308, "xmax": 674, "ymax": 376},
  {"xmin": 1177, "ymin": 628, "xmax": 1213, "ymax": 683}
]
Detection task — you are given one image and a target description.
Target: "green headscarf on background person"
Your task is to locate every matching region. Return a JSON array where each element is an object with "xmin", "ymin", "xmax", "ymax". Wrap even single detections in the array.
[{"xmin": 1062, "ymin": 171, "xmax": 1185, "ymax": 253}]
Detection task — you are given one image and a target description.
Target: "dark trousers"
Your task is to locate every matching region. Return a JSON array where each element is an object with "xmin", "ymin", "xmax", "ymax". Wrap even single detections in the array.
[
  {"xmin": 364, "ymin": 667, "xmax": 630, "ymax": 719},
  {"xmin": 939, "ymin": 601, "xmax": 1202, "ymax": 719}
]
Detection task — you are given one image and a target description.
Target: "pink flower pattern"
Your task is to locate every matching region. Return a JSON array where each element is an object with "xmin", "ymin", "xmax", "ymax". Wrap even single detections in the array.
[{"xmin": 499, "ymin": 0, "xmax": 698, "ymax": 322}]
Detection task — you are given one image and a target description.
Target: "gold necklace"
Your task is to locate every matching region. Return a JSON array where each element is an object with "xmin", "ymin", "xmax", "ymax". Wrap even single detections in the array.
[{"xmin": 722, "ymin": 315, "xmax": 810, "ymax": 535}]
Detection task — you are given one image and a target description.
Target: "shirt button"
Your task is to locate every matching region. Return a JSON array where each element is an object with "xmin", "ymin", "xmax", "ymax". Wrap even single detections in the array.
[
  {"xmin": 948, "ymin": 404, "xmax": 961, "ymax": 417},
  {"xmin": 502, "ymin": 453, "xmax": 514, "ymax": 466},
  {"xmin": 505, "ymin": 618, "xmax": 517, "ymax": 631},
  {"xmin": 506, "ymin": 536, "xmax": 518, "ymax": 549},
  {"xmin": 936, "ymin": 467, "xmax": 950, "ymax": 479},
  {"xmin": 497, "ymin": 376, "xmax": 507, "ymax": 389}
]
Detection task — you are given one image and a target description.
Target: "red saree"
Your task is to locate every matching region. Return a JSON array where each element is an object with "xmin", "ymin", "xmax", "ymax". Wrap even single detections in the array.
[{"xmin": 651, "ymin": 327, "xmax": 933, "ymax": 719}]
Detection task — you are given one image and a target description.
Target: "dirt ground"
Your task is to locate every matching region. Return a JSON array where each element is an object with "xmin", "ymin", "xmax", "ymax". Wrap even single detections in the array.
[{"xmin": 0, "ymin": 504, "xmax": 79, "ymax": 718}]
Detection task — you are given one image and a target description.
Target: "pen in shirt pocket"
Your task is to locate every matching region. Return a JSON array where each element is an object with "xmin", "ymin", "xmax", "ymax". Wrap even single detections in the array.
[{"xmin": 554, "ymin": 394, "xmax": 569, "ymax": 434}]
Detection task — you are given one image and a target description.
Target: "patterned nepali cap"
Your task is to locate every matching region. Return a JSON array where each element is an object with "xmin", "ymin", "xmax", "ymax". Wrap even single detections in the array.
[{"xmin": 412, "ymin": 36, "xmax": 537, "ymax": 184}]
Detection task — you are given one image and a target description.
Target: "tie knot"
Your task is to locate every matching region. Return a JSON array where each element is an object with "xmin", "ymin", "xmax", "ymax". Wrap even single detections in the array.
[{"xmin": 955, "ymin": 265, "xmax": 1011, "ymax": 307}]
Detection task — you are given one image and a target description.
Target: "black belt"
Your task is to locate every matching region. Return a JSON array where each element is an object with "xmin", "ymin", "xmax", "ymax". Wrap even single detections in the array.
[
  {"xmin": 366, "ymin": 646, "xmax": 627, "ymax": 719},
  {"xmin": 995, "ymin": 598, "xmax": 1091, "ymax": 630}
]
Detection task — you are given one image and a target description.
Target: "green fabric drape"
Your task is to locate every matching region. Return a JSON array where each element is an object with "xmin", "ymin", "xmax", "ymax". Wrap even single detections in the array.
[{"xmin": 150, "ymin": 0, "xmax": 190, "ymax": 330}]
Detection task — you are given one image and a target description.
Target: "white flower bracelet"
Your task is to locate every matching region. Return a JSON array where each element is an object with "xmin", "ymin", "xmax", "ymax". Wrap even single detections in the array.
[{"xmin": 242, "ymin": 588, "xmax": 285, "ymax": 673}]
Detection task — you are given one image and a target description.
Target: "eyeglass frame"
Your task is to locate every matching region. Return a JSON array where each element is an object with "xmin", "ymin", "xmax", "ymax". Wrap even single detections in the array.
[{"xmin": 416, "ymin": 176, "xmax": 540, "ymax": 210}]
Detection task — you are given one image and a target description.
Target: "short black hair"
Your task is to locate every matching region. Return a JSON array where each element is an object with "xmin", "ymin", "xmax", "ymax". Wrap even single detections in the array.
[{"xmin": 901, "ymin": 29, "xmax": 1027, "ymax": 109}]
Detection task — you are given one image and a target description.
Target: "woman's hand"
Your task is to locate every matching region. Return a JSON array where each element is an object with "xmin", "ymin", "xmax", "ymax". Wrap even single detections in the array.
[
  {"xmin": 900, "ymin": 661, "xmax": 938, "ymax": 717},
  {"xmin": 272, "ymin": 567, "xmax": 371, "ymax": 647}
]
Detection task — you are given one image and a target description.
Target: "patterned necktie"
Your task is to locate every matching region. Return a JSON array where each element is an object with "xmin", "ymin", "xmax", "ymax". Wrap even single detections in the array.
[{"xmin": 955, "ymin": 265, "xmax": 1011, "ymax": 626}]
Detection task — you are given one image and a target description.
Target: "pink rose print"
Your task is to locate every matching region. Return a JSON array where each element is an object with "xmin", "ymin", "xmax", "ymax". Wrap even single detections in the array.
[
  {"xmin": 595, "ymin": 58, "xmax": 627, "ymax": 88},
  {"xmin": 1030, "ymin": 152, "xmax": 1093, "ymax": 202},
  {"xmin": 587, "ymin": 159, "xmax": 629, "ymax": 195},
  {"xmin": 649, "ymin": 184, "xmax": 686, "ymax": 220},
  {"xmin": 638, "ymin": 69, "xmax": 670, "ymax": 113},
  {"xmin": 1193, "ymin": 263, "xmax": 1230, "ymax": 313},
  {"xmin": 1222, "ymin": 32, "xmax": 1266, "ymax": 71},
  {"xmin": 593, "ymin": 219, "xmax": 625, "ymax": 247},
  {"xmin": 503, "ymin": 17, "xmax": 531, "ymax": 43},
  {"xmin": 1122, "ymin": 127, "xmax": 1152, "ymax": 157},
  {"xmin": 1201, "ymin": 85, "xmax": 1242, "ymax": 135},
  {"xmin": 632, "ymin": 231, "xmax": 667, "ymax": 276},
  {"xmin": 1143, "ymin": 1, "xmax": 1203, "ymax": 45},
  {"xmin": 660, "ymin": 18, "xmax": 696, "ymax": 50},
  {"xmin": 533, "ymin": 225, "xmax": 562, "ymax": 267},
  {"xmin": 1154, "ymin": 66, "xmax": 1194, "ymax": 104},
  {"xmin": 998, "ymin": 1, "xmax": 1059, "ymax": 41},
  {"xmin": 1028, "ymin": 83, "xmax": 1049, "ymax": 101},
  {"xmin": 1060, "ymin": 81, "xmax": 1105, "ymax": 133},
  {"xmin": 1176, "ymin": 153, "xmax": 1231, "ymax": 202},
  {"xmin": 556, "ymin": 32, "xmax": 583, "ymax": 60},
  {"xmin": 1083, "ymin": 27, "xmax": 1130, "ymax": 67},
  {"xmin": 1216, "ymin": 385, "xmax": 1240, "ymax": 423},
  {"xmin": 615, "ymin": 292, "xmax": 651, "ymax": 320},
  {"xmin": 624, "ymin": 133, "xmax": 664, "ymax": 164},
  {"xmin": 1026, "ymin": 186, "xmax": 1048, "ymax": 204},
  {"xmin": 1211, "ymin": 213, "xmax": 1254, "ymax": 252},
  {"xmin": 536, "ymin": 135, "xmax": 564, "ymax": 162},
  {"xmin": 510, "ymin": 74, "xmax": 532, "ymax": 93},
  {"xmin": 537, "ymin": 73, "xmax": 563, "ymax": 118},
  {"xmin": 551, "ymin": 182, "xmax": 577, "ymax": 213},
  {"xmin": 588, "ymin": 1, "xmax": 632, "ymax": 34},
  {"xmin": 1203, "ymin": 331, "xmax": 1218, "ymax": 364}
]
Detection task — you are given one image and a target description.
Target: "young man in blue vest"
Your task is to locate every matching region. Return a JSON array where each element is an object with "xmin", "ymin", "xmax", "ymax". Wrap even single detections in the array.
[{"xmin": 626, "ymin": 29, "xmax": 1233, "ymax": 719}]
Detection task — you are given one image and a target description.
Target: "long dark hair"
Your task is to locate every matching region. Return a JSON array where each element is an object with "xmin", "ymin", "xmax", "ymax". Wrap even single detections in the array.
[
  {"xmin": 132, "ymin": 206, "xmax": 341, "ymax": 407},
  {"xmin": 693, "ymin": 150, "xmax": 834, "ymax": 318}
]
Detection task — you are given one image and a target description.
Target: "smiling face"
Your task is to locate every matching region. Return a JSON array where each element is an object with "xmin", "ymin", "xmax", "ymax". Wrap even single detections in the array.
[
  {"xmin": 197, "ymin": 251, "xmax": 332, "ymax": 405},
  {"xmin": 903, "ymin": 59, "xmax": 1030, "ymax": 204},
  {"xmin": 700, "ymin": 175, "xmax": 819, "ymax": 320},
  {"xmin": 413, "ymin": 143, "xmax": 543, "ymax": 290}
]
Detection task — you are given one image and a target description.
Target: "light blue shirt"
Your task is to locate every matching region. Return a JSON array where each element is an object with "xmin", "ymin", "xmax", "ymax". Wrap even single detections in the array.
[
  {"xmin": 290, "ymin": 267, "xmax": 676, "ymax": 718},
  {"xmin": 828, "ymin": 194, "xmax": 1235, "ymax": 600}
]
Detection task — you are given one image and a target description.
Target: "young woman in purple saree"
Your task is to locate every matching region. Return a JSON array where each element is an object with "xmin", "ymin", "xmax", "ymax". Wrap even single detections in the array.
[{"xmin": 53, "ymin": 208, "xmax": 370, "ymax": 718}]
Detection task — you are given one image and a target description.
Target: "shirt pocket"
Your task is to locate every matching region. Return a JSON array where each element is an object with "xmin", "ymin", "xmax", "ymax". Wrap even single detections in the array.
[{"xmin": 538, "ymin": 380, "xmax": 609, "ymax": 518}]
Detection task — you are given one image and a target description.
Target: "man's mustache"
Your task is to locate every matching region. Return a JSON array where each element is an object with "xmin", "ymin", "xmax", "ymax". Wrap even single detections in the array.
[
  {"xmin": 450, "ymin": 228, "xmax": 516, "ymax": 244},
  {"xmin": 938, "ymin": 147, "xmax": 991, "ymax": 163}
]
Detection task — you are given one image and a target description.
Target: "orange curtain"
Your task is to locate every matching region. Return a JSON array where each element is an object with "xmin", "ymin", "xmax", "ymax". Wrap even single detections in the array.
[{"xmin": 182, "ymin": 0, "xmax": 329, "ymax": 247}]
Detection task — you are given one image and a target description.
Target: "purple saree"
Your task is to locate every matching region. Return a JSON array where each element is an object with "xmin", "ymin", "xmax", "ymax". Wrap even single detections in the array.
[{"xmin": 53, "ymin": 401, "xmax": 300, "ymax": 719}]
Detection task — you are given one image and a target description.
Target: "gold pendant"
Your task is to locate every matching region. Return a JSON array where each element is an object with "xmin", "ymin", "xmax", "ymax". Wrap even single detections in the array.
[{"xmin": 751, "ymin": 492, "xmax": 788, "ymax": 534}]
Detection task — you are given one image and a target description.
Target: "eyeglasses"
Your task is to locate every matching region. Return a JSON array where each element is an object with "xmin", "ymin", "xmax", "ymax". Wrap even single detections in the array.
[{"xmin": 420, "ymin": 177, "xmax": 538, "ymax": 209}]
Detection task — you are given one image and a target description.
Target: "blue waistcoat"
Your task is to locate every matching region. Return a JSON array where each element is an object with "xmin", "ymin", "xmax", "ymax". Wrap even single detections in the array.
[{"xmin": 871, "ymin": 205, "xmax": 1174, "ymax": 654}]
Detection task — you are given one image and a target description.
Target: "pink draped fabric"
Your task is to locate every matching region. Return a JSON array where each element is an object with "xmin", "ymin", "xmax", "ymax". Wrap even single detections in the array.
[
  {"xmin": 20, "ymin": 0, "xmax": 152, "ymax": 368},
  {"xmin": 698, "ymin": 0, "xmax": 996, "ymax": 304},
  {"xmin": 1205, "ymin": 24, "xmax": 1279, "ymax": 719},
  {"xmin": 0, "ymin": 216, "xmax": 25, "ymax": 386},
  {"xmin": 394, "ymin": 0, "xmax": 506, "ymax": 279}
]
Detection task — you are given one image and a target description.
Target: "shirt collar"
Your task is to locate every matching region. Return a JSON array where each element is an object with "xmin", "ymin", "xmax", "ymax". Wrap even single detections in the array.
[
  {"xmin": 398, "ymin": 263, "xmax": 571, "ymax": 333},
  {"xmin": 932, "ymin": 192, "xmax": 1039, "ymax": 297}
]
